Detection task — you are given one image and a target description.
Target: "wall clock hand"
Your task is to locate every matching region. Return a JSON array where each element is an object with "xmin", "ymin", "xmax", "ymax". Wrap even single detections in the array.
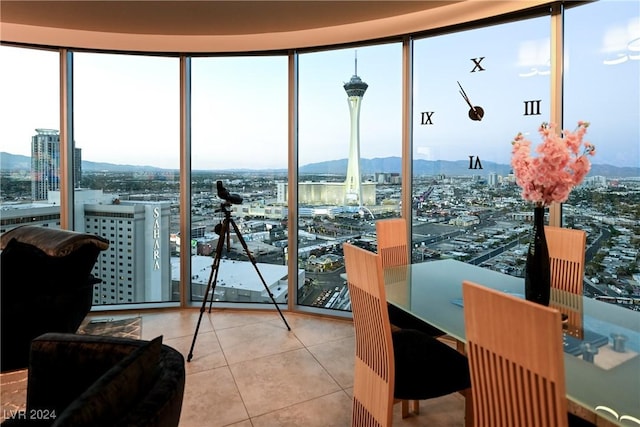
[{"xmin": 457, "ymin": 81, "xmax": 484, "ymax": 121}]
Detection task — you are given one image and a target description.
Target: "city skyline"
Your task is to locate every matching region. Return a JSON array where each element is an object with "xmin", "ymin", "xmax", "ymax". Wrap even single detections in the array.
[
  {"xmin": 0, "ymin": 1, "xmax": 637, "ymax": 170},
  {"xmin": 3, "ymin": 149, "xmax": 640, "ymax": 178}
]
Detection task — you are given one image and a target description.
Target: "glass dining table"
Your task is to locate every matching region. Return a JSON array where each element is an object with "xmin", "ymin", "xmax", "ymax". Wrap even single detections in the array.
[{"xmin": 384, "ymin": 258, "xmax": 640, "ymax": 427}]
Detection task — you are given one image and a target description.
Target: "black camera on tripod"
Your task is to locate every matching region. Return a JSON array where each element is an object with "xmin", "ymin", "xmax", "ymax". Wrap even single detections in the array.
[
  {"xmin": 188, "ymin": 182, "xmax": 290, "ymax": 362},
  {"xmin": 216, "ymin": 181, "xmax": 243, "ymax": 205}
]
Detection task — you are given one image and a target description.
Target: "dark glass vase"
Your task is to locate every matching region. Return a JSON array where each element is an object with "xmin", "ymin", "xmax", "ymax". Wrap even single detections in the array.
[{"xmin": 525, "ymin": 206, "xmax": 551, "ymax": 306}]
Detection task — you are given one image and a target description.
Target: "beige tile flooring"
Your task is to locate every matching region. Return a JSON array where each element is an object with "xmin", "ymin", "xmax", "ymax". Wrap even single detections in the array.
[
  {"xmin": 135, "ymin": 308, "xmax": 466, "ymax": 427},
  {"xmin": 1, "ymin": 309, "xmax": 466, "ymax": 426}
]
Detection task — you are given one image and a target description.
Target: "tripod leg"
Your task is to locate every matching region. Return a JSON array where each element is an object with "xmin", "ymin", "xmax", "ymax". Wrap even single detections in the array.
[
  {"xmin": 187, "ymin": 219, "xmax": 228, "ymax": 362},
  {"xmin": 207, "ymin": 219, "xmax": 229, "ymax": 313},
  {"xmin": 228, "ymin": 218, "xmax": 291, "ymax": 331}
]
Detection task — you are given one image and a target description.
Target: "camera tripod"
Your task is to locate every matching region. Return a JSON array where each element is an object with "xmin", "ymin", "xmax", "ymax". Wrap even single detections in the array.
[{"xmin": 187, "ymin": 202, "xmax": 291, "ymax": 362}]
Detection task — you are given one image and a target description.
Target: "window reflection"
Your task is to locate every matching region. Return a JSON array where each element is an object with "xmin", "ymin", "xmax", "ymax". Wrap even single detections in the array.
[
  {"xmin": 412, "ymin": 17, "xmax": 549, "ymax": 274},
  {"xmin": 564, "ymin": 1, "xmax": 640, "ymax": 304}
]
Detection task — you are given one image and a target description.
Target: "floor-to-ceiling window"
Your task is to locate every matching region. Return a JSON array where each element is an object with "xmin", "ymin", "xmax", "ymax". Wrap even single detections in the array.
[
  {"xmin": 411, "ymin": 15, "xmax": 550, "ymax": 276},
  {"xmin": 297, "ymin": 43, "xmax": 402, "ymax": 311},
  {"xmin": 0, "ymin": 46, "xmax": 61, "ymax": 232},
  {"xmin": 73, "ymin": 52, "xmax": 180, "ymax": 306},
  {"xmin": 2, "ymin": 2, "xmax": 636, "ymax": 313},
  {"xmin": 190, "ymin": 56, "xmax": 288, "ymax": 305},
  {"xmin": 563, "ymin": 0, "xmax": 640, "ymax": 301}
]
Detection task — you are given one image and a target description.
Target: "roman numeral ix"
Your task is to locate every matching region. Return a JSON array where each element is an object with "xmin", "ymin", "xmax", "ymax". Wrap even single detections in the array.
[{"xmin": 420, "ymin": 111, "xmax": 434, "ymax": 125}]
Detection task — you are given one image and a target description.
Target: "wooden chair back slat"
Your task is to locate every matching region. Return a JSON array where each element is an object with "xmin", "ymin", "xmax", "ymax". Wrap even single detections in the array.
[
  {"xmin": 376, "ymin": 218, "xmax": 409, "ymax": 267},
  {"xmin": 463, "ymin": 281, "xmax": 568, "ymax": 427},
  {"xmin": 344, "ymin": 243, "xmax": 395, "ymax": 427},
  {"xmin": 544, "ymin": 226, "xmax": 586, "ymax": 295}
]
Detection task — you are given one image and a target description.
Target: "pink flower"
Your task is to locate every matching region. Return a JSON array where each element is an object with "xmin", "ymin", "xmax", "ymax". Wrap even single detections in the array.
[{"xmin": 510, "ymin": 121, "xmax": 595, "ymax": 206}]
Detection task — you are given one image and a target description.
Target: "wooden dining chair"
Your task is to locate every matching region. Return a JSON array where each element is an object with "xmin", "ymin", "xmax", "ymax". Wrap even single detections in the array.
[
  {"xmin": 375, "ymin": 217, "xmax": 451, "ymax": 416},
  {"xmin": 376, "ymin": 218, "xmax": 409, "ymax": 267},
  {"xmin": 376, "ymin": 218, "xmax": 445, "ymax": 333},
  {"xmin": 344, "ymin": 243, "xmax": 471, "ymax": 426},
  {"xmin": 462, "ymin": 280, "xmax": 595, "ymax": 427},
  {"xmin": 544, "ymin": 226, "xmax": 587, "ymax": 295}
]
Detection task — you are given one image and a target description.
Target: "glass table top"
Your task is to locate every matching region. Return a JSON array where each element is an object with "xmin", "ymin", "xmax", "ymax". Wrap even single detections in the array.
[{"xmin": 384, "ymin": 259, "xmax": 640, "ymax": 426}]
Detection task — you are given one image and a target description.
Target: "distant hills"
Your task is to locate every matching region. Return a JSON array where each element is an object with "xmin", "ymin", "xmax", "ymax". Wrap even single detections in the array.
[
  {"xmin": 1, "ymin": 152, "xmax": 638, "ymax": 178},
  {"xmin": 300, "ymin": 157, "xmax": 640, "ymax": 177},
  {"xmin": 0, "ymin": 153, "xmax": 30, "ymax": 171},
  {"xmin": 301, "ymin": 157, "xmax": 516, "ymax": 176},
  {"xmin": 0, "ymin": 152, "xmax": 166, "ymax": 173}
]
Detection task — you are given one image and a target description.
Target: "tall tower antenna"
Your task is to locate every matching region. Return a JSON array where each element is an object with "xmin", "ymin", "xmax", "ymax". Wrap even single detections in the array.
[{"xmin": 354, "ymin": 50, "xmax": 358, "ymax": 76}]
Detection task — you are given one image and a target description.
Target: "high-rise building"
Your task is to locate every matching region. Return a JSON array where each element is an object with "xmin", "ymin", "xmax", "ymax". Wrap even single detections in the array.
[
  {"xmin": 31, "ymin": 129, "xmax": 60, "ymax": 201},
  {"xmin": 74, "ymin": 147, "xmax": 82, "ymax": 187},
  {"xmin": 0, "ymin": 204, "xmax": 61, "ymax": 233},
  {"xmin": 343, "ymin": 57, "xmax": 368, "ymax": 206},
  {"xmin": 3, "ymin": 189, "xmax": 174, "ymax": 305},
  {"xmin": 30, "ymin": 128, "xmax": 82, "ymax": 200},
  {"xmin": 83, "ymin": 198, "xmax": 173, "ymax": 305}
]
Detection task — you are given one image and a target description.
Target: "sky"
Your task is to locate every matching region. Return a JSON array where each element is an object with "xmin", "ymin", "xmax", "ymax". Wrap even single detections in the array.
[{"xmin": 0, "ymin": 0, "xmax": 638, "ymax": 170}]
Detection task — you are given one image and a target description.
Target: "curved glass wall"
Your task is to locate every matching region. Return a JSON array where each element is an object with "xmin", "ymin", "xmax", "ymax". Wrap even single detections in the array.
[
  {"xmin": 0, "ymin": 46, "xmax": 60, "ymax": 231},
  {"xmin": 297, "ymin": 43, "xmax": 402, "ymax": 311},
  {"xmin": 564, "ymin": 1, "xmax": 640, "ymax": 302},
  {"xmin": 1, "ymin": 1, "xmax": 636, "ymax": 314},
  {"xmin": 190, "ymin": 56, "xmax": 288, "ymax": 305},
  {"xmin": 73, "ymin": 52, "xmax": 180, "ymax": 306}
]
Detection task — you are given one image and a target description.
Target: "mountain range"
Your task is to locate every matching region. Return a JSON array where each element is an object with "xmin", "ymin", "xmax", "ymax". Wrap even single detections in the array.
[
  {"xmin": 1, "ymin": 152, "xmax": 638, "ymax": 178},
  {"xmin": 0, "ymin": 152, "xmax": 166, "ymax": 174}
]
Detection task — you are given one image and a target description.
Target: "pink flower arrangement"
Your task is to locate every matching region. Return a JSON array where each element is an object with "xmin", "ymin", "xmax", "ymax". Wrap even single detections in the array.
[{"xmin": 511, "ymin": 121, "xmax": 596, "ymax": 206}]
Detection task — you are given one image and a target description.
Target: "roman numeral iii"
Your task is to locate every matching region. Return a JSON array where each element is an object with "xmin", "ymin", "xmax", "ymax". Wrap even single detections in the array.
[{"xmin": 523, "ymin": 100, "xmax": 542, "ymax": 116}]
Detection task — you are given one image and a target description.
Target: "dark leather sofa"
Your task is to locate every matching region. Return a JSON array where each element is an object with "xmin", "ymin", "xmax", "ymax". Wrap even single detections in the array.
[
  {"xmin": 1, "ymin": 333, "xmax": 186, "ymax": 427},
  {"xmin": 0, "ymin": 225, "xmax": 109, "ymax": 372}
]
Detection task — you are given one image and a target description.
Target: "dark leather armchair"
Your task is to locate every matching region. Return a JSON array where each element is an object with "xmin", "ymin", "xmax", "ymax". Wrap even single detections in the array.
[
  {"xmin": 0, "ymin": 225, "xmax": 109, "ymax": 372},
  {"xmin": 1, "ymin": 333, "xmax": 185, "ymax": 427}
]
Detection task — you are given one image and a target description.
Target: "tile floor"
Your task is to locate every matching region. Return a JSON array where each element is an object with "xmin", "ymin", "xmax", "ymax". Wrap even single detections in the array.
[
  {"xmin": 0, "ymin": 309, "xmax": 466, "ymax": 426},
  {"xmin": 133, "ymin": 308, "xmax": 467, "ymax": 427}
]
